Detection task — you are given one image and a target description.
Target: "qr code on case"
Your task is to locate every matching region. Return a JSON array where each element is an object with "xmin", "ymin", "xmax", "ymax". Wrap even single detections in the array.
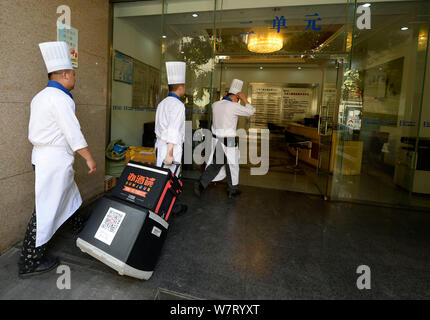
[
  {"xmin": 94, "ymin": 207, "xmax": 126, "ymax": 246},
  {"xmin": 101, "ymin": 209, "xmax": 123, "ymax": 233}
]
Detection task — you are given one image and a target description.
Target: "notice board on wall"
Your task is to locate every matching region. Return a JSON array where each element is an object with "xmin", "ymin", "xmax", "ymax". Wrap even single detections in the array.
[
  {"xmin": 57, "ymin": 22, "xmax": 79, "ymax": 68},
  {"xmin": 282, "ymin": 88, "xmax": 313, "ymax": 121},
  {"xmin": 132, "ymin": 59, "xmax": 160, "ymax": 109},
  {"xmin": 113, "ymin": 51, "xmax": 133, "ymax": 84},
  {"xmin": 113, "ymin": 50, "xmax": 160, "ymax": 109},
  {"xmin": 249, "ymin": 83, "xmax": 316, "ymax": 128}
]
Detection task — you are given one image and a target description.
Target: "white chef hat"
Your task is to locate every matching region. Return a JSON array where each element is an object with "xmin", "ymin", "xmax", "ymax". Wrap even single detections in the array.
[
  {"xmin": 229, "ymin": 79, "xmax": 243, "ymax": 95},
  {"xmin": 39, "ymin": 41, "xmax": 73, "ymax": 73},
  {"xmin": 166, "ymin": 61, "xmax": 186, "ymax": 85}
]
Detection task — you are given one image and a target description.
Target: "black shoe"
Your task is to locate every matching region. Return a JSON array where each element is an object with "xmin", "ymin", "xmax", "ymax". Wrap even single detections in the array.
[
  {"xmin": 18, "ymin": 255, "xmax": 60, "ymax": 278},
  {"xmin": 194, "ymin": 182, "xmax": 203, "ymax": 198},
  {"xmin": 228, "ymin": 189, "xmax": 241, "ymax": 199}
]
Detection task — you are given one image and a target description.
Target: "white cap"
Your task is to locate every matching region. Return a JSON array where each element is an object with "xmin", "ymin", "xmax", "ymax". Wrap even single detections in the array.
[
  {"xmin": 166, "ymin": 61, "xmax": 186, "ymax": 85},
  {"xmin": 229, "ymin": 79, "xmax": 243, "ymax": 95},
  {"xmin": 39, "ymin": 41, "xmax": 73, "ymax": 73}
]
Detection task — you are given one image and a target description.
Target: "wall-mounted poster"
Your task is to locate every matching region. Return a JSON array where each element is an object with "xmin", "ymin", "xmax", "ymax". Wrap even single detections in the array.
[
  {"xmin": 57, "ymin": 22, "xmax": 78, "ymax": 68},
  {"xmin": 250, "ymin": 85, "xmax": 282, "ymax": 128},
  {"xmin": 114, "ymin": 51, "xmax": 133, "ymax": 84},
  {"xmin": 282, "ymin": 88, "xmax": 313, "ymax": 121},
  {"xmin": 249, "ymin": 83, "xmax": 316, "ymax": 128},
  {"xmin": 132, "ymin": 60, "xmax": 149, "ymax": 106},
  {"xmin": 132, "ymin": 59, "xmax": 160, "ymax": 109}
]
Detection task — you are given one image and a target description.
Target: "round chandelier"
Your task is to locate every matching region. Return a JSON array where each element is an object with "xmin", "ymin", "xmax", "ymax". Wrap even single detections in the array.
[{"xmin": 247, "ymin": 33, "xmax": 283, "ymax": 54}]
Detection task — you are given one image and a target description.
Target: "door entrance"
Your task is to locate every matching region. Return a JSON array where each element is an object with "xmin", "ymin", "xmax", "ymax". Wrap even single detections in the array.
[
  {"xmin": 110, "ymin": 0, "xmax": 355, "ymax": 199},
  {"xmin": 215, "ymin": 57, "xmax": 345, "ymax": 197}
]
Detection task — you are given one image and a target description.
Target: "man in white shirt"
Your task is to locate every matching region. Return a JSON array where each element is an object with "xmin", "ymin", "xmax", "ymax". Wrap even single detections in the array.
[
  {"xmin": 194, "ymin": 79, "xmax": 255, "ymax": 198},
  {"xmin": 154, "ymin": 61, "xmax": 187, "ymax": 215},
  {"xmin": 19, "ymin": 41, "xmax": 97, "ymax": 277}
]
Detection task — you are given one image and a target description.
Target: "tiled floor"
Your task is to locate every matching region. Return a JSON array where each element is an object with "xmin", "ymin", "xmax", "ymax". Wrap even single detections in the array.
[{"xmin": 1, "ymin": 180, "xmax": 430, "ymax": 300}]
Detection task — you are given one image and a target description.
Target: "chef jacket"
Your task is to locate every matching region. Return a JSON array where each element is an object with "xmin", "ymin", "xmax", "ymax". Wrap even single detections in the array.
[
  {"xmin": 154, "ymin": 93, "xmax": 186, "ymax": 175},
  {"xmin": 28, "ymin": 80, "xmax": 87, "ymax": 247},
  {"xmin": 211, "ymin": 98, "xmax": 255, "ymax": 137}
]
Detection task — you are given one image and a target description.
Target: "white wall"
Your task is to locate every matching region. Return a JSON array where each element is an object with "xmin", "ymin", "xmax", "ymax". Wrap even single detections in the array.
[
  {"xmin": 215, "ymin": 66, "xmax": 324, "ymax": 93},
  {"xmin": 111, "ymin": 17, "xmax": 161, "ymax": 146}
]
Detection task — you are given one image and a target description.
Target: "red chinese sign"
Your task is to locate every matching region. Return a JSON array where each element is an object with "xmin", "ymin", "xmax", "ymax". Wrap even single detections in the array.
[{"xmin": 123, "ymin": 173, "xmax": 157, "ymax": 198}]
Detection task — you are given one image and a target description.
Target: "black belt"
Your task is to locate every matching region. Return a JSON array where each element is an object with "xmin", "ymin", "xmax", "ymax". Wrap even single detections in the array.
[{"xmin": 213, "ymin": 134, "xmax": 238, "ymax": 147}]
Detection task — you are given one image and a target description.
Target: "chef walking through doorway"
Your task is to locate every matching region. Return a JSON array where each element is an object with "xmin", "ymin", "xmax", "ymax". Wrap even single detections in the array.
[{"xmin": 194, "ymin": 79, "xmax": 255, "ymax": 198}]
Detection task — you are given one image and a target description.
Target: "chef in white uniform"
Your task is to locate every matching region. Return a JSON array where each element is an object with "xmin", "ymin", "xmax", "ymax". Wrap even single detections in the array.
[
  {"xmin": 19, "ymin": 41, "xmax": 97, "ymax": 277},
  {"xmin": 194, "ymin": 79, "xmax": 255, "ymax": 198},
  {"xmin": 154, "ymin": 61, "xmax": 187, "ymax": 215}
]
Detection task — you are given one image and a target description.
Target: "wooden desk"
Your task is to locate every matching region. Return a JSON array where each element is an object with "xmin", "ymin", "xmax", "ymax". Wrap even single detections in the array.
[
  {"xmin": 329, "ymin": 131, "xmax": 363, "ymax": 175},
  {"xmin": 284, "ymin": 123, "xmax": 363, "ymax": 175}
]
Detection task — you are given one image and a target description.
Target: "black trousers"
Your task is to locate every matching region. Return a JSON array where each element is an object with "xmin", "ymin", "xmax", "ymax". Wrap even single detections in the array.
[
  {"xmin": 19, "ymin": 211, "xmax": 47, "ymax": 272},
  {"xmin": 19, "ymin": 210, "xmax": 84, "ymax": 272},
  {"xmin": 199, "ymin": 140, "xmax": 236, "ymax": 191}
]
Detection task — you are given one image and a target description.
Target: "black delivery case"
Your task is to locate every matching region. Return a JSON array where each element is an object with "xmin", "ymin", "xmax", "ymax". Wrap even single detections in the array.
[
  {"xmin": 76, "ymin": 161, "xmax": 183, "ymax": 280},
  {"xmin": 112, "ymin": 161, "xmax": 182, "ymax": 221}
]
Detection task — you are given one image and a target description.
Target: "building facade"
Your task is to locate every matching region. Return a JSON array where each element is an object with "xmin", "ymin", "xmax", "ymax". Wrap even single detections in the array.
[{"xmin": 1, "ymin": 0, "xmax": 429, "ymax": 254}]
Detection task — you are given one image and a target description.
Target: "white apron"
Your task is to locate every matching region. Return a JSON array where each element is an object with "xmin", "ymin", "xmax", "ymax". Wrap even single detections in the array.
[
  {"xmin": 155, "ymin": 139, "xmax": 183, "ymax": 177},
  {"xmin": 32, "ymin": 145, "xmax": 82, "ymax": 247},
  {"xmin": 206, "ymin": 137, "xmax": 240, "ymax": 186}
]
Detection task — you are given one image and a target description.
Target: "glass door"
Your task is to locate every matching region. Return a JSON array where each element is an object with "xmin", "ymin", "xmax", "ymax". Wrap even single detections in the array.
[
  {"xmin": 332, "ymin": 0, "xmax": 430, "ymax": 209},
  {"xmin": 315, "ymin": 59, "xmax": 345, "ymax": 199},
  {"xmin": 110, "ymin": 0, "xmax": 354, "ymax": 198},
  {"xmin": 161, "ymin": 0, "xmax": 218, "ymax": 179},
  {"xmin": 213, "ymin": 1, "xmax": 354, "ymax": 197}
]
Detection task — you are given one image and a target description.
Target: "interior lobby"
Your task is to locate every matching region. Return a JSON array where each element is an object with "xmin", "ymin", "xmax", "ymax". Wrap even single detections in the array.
[{"xmin": 109, "ymin": 0, "xmax": 430, "ymax": 209}]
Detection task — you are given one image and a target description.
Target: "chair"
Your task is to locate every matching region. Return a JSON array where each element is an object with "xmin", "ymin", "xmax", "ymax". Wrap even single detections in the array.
[
  {"xmin": 284, "ymin": 131, "xmax": 312, "ymax": 174},
  {"xmin": 267, "ymin": 122, "xmax": 285, "ymax": 134}
]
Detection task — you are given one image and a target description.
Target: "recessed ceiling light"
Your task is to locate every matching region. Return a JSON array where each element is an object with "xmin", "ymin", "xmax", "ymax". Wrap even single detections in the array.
[
  {"xmin": 260, "ymin": 66, "xmax": 263, "ymax": 70},
  {"xmin": 362, "ymin": 3, "xmax": 371, "ymax": 7},
  {"xmin": 298, "ymin": 67, "xmax": 302, "ymax": 70},
  {"xmin": 162, "ymin": 35, "xmax": 167, "ymax": 38},
  {"xmin": 192, "ymin": 13, "xmax": 199, "ymax": 18},
  {"xmin": 401, "ymin": 27, "xmax": 408, "ymax": 31},
  {"xmin": 181, "ymin": 51, "xmax": 184, "ymax": 54}
]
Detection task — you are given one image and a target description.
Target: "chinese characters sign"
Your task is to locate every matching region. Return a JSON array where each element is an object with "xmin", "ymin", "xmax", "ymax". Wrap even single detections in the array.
[
  {"xmin": 271, "ymin": 14, "xmax": 322, "ymax": 33},
  {"xmin": 57, "ymin": 22, "xmax": 78, "ymax": 68},
  {"xmin": 122, "ymin": 173, "xmax": 157, "ymax": 198},
  {"xmin": 249, "ymin": 84, "xmax": 314, "ymax": 127}
]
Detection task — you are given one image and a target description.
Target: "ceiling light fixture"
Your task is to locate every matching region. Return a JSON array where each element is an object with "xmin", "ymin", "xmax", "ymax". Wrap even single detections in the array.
[
  {"xmin": 192, "ymin": 13, "xmax": 199, "ymax": 18},
  {"xmin": 162, "ymin": 35, "xmax": 167, "ymax": 38},
  {"xmin": 247, "ymin": 33, "xmax": 283, "ymax": 54},
  {"xmin": 401, "ymin": 27, "xmax": 408, "ymax": 31},
  {"xmin": 362, "ymin": 3, "xmax": 371, "ymax": 7},
  {"xmin": 298, "ymin": 67, "xmax": 302, "ymax": 70},
  {"xmin": 260, "ymin": 66, "xmax": 264, "ymax": 70}
]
